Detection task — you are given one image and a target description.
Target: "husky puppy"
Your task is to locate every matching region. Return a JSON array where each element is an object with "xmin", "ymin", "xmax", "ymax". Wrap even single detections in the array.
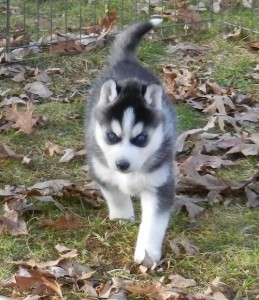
[{"xmin": 85, "ymin": 19, "xmax": 176, "ymax": 266}]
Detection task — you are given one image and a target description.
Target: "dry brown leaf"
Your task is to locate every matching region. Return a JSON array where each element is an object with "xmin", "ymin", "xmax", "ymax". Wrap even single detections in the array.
[
  {"xmin": 245, "ymin": 184, "xmax": 259, "ymax": 208},
  {"xmin": 0, "ymin": 203, "xmax": 28, "ymax": 235},
  {"xmin": 223, "ymin": 28, "xmax": 241, "ymax": 40},
  {"xmin": 99, "ymin": 10, "xmax": 117, "ymax": 32},
  {"xmin": 178, "ymin": 159, "xmax": 243, "ymax": 193},
  {"xmin": 115, "ymin": 279, "xmax": 181, "ymax": 300},
  {"xmin": 63, "ymin": 184, "xmax": 102, "ymax": 207},
  {"xmin": 11, "ymin": 71, "xmax": 26, "ymax": 82},
  {"xmin": 0, "ymin": 143, "xmax": 17, "ymax": 159},
  {"xmin": 176, "ymin": 128, "xmax": 203, "ymax": 153},
  {"xmin": 206, "ymin": 191, "xmax": 224, "ymax": 204},
  {"xmin": 3, "ymin": 197, "xmax": 40, "ymax": 215},
  {"xmin": 3, "ymin": 266, "xmax": 62, "ymax": 297},
  {"xmin": 186, "ymin": 153, "xmax": 235, "ymax": 170},
  {"xmin": 34, "ymin": 71, "xmax": 50, "ymax": 83},
  {"xmin": 176, "ymin": 6, "xmax": 203, "ymax": 32},
  {"xmin": 81, "ymin": 281, "xmax": 99, "ymax": 297},
  {"xmin": 48, "ymin": 41, "xmax": 84, "ymax": 56},
  {"xmin": 54, "ymin": 243, "xmax": 74, "ymax": 253},
  {"xmin": 59, "ymin": 148, "xmax": 76, "ymax": 163},
  {"xmin": 226, "ymin": 143, "xmax": 258, "ymax": 156},
  {"xmin": 162, "ymin": 65, "xmax": 197, "ymax": 100},
  {"xmin": 205, "ymin": 277, "xmax": 233, "ymax": 300},
  {"xmin": 24, "ymin": 81, "xmax": 53, "ymax": 98},
  {"xmin": 45, "ymin": 141, "xmax": 65, "ymax": 156},
  {"xmin": 247, "ymin": 41, "xmax": 259, "ymax": 52},
  {"xmin": 166, "ymin": 42, "xmax": 210, "ymax": 55},
  {"xmin": 203, "ymin": 114, "xmax": 240, "ymax": 133},
  {"xmin": 40, "ymin": 215, "xmax": 83, "ymax": 230},
  {"xmin": 5, "ymin": 101, "xmax": 40, "ymax": 134},
  {"xmin": 0, "ymin": 96, "xmax": 27, "ymax": 107},
  {"xmin": 28, "ymin": 179, "xmax": 71, "ymax": 195},
  {"xmin": 167, "ymin": 274, "xmax": 196, "ymax": 288},
  {"xmin": 172, "ymin": 195, "xmax": 205, "ymax": 218},
  {"xmin": 0, "ymin": 143, "xmax": 30, "ymax": 163},
  {"xmin": 169, "ymin": 236, "xmax": 200, "ymax": 256},
  {"xmin": 203, "ymin": 95, "xmax": 235, "ymax": 115}
]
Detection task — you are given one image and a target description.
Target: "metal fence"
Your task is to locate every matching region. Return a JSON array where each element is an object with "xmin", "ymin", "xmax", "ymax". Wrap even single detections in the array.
[
  {"xmin": 0, "ymin": 0, "xmax": 258, "ymax": 62},
  {"xmin": 214, "ymin": 0, "xmax": 259, "ymax": 34}
]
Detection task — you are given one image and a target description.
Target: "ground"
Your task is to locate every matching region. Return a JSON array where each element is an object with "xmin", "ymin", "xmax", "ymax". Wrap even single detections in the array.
[{"xmin": 0, "ymin": 5, "xmax": 259, "ymax": 299}]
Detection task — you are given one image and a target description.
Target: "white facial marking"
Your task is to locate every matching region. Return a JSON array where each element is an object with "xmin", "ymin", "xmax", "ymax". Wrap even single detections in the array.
[
  {"xmin": 95, "ymin": 118, "xmax": 165, "ymax": 173},
  {"xmin": 131, "ymin": 122, "xmax": 144, "ymax": 138},
  {"xmin": 111, "ymin": 119, "xmax": 122, "ymax": 137},
  {"xmin": 122, "ymin": 107, "xmax": 135, "ymax": 137}
]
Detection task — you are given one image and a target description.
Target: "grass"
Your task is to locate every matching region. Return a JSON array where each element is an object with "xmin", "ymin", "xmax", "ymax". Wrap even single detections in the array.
[{"xmin": 1, "ymin": 3, "xmax": 259, "ymax": 299}]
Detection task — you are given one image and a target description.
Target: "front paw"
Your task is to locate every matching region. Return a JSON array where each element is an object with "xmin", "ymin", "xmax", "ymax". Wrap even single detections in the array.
[
  {"xmin": 134, "ymin": 243, "xmax": 161, "ymax": 268},
  {"xmin": 109, "ymin": 212, "xmax": 135, "ymax": 222}
]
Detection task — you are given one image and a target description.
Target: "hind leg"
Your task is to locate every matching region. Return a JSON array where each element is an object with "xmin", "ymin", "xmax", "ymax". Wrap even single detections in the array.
[{"xmin": 101, "ymin": 186, "xmax": 135, "ymax": 221}]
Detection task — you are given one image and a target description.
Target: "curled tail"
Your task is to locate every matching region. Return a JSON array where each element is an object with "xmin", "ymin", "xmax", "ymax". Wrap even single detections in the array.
[{"xmin": 110, "ymin": 18, "xmax": 163, "ymax": 65}]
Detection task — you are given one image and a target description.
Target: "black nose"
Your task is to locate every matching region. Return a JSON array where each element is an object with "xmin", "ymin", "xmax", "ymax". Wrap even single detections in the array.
[{"xmin": 116, "ymin": 160, "xmax": 130, "ymax": 171}]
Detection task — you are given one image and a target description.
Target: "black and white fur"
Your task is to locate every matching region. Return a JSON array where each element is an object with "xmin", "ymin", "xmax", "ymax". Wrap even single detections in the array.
[{"xmin": 85, "ymin": 19, "xmax": 177, "ymax": 266}]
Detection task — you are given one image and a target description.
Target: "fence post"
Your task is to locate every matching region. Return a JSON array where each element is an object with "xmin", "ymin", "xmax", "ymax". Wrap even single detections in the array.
[{"xmin": 5, "ymin": 0, "xmax": 11, "ymax": 61}]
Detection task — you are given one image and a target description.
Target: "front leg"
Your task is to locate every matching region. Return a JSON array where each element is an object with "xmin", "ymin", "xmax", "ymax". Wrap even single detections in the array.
[
  {"xmin": 134, "ymin": 184, "xmax": 174, "ymax": 266},
  {"xmin": 101, "ymin": 186, "xmax": 135, "ymax": 221}
]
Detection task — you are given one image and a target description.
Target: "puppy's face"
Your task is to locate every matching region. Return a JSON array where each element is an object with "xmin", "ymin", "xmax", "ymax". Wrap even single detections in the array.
[{"xmin": 94, "ymin": 79, "xmax": 164, "ymax": 173}]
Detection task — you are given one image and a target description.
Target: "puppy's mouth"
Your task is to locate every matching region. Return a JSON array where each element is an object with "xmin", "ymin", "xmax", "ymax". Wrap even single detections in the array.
[{"xmin": 117, "ymin": 169, "xmax": 132, "ymax": 174}]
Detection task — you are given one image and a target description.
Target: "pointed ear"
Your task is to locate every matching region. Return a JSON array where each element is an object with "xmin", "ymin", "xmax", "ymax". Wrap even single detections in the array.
[
  {"xmin": 144, "ymin": 83, "xmax": 163, "ymax": 109},
  {"xmin": 98, "ymin": 79, "xmax": 118, "ymax": 106}
]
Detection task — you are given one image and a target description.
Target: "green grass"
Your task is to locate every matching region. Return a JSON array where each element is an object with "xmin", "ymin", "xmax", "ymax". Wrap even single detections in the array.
[{"xmin": 1, "ymin": 5, "xmax": 259, "ymax": 299}]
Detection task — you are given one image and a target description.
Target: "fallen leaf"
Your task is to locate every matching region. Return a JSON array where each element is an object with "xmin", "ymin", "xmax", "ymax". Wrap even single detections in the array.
[
  {"xmin": 115, "ymin": 279, "xmax": 180, "ymax": 300},
  {"xmin": 0, "ymin": 203, "xmax": 28, "ymax": 236},
  {"xmin": 3, "ymin": 197, "xmax": 40, "ymax": 215},
  {"xmin": 186, "ymin": 153, "xmax": 235, "ymax": 170},
  {"xmin": 59, "ymin": 148, "xmax": 76, "ymax": 163},
  {"xmin": 99, "ymin": 9, "xmax": 117, "ymax": 32},
  {"xmin": 81, "ymin": 281, "xmax": 99, "ymax": 297},
  {"xmin": 205, "ymin": 277, "xmax": 233, "ymax": 300},
  {"xmin": 176, "ymin": 5, "xmax": 203, "ymax": 32},
  {"xmin": 0, "ymin": 96, "xmax": 26, "ymax": 107},
  {"xmin": 172, "ymin": 195, "xmax": 205, "ymax": 217},
  {"xmin": 55, "ymin": 244, "xmax": 74, "ymax": 253},
  {"xmin": 166, "ymin": 42, "xmax": 210, "ymax": 55},
  {"xmin": 24, "ymin": 81, "xmax": 53, "ymax": 99},
  {"xmin": 223, "ymin": 28, "xmax": 241, "ymax": 40},
  {"xmin": 0, "ymin": 143, "xmax": 17, "ymax": 159},
  {"xmin": 167, "ymin": 274, "xmax": 196, "ymax": 288},
  {"xmin": 45, "ymin": 141, "xmax": 65, "ymax": 156},
  {"xmin": 11, "ymin": 71, "xmax": 26, "ymax": 82},
  {"xmin": 245, "ymin": 184, "xmax": 259, "ymax": 208},
  {"xmin": 226, "ymin": 143, "xmax": 258, "ymax": 156},
  {"xmin": 169, "ymin": 236, "xmax": 200, "ymax": 256},
  {"xmin": 28, "ymin": 179, "xmax": 71, "ymax": 195},
  {"xmin": 247, "ymin": 41, "xmax": 259, "ymax": 52},
  {"xmin": 176, "ymin": 128, "xmax": 203, "ymax": 153},
  {"xmin": 40, "ymin": 215, "xmax": 83, "ymax": 230},
  {"xmin": 48, "ymin": 41, "xmax": 84, "ymax": 56},
  {"xmin": 3, "ymin": 266, "xmax": 62, "ymax": 297},
  {"xmin": 5, "ymin": 101, "xmax": 40, "ymax": 134}
]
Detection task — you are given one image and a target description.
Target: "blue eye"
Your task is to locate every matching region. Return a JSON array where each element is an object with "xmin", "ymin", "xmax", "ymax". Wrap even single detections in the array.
[
  {"xmin": 132, "ymin": 134, "xmax": 148, "ymax": 147},
  {"xmin": 106, "ymin": 132, "xmax": 119, "ymax": 144}
]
